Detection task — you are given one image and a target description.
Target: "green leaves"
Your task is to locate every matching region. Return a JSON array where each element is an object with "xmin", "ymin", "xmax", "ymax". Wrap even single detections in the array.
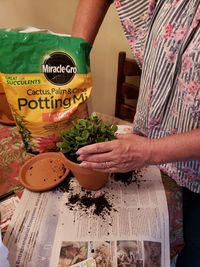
[{"xmin": 57, "ymin": 113, "xmax": 118, "ymax": 158}]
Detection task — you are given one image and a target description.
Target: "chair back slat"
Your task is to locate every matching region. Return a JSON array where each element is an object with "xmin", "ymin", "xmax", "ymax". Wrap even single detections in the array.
[{"xmin": 115, "ymin": 51, "xmax": 141, "ymax": 122}]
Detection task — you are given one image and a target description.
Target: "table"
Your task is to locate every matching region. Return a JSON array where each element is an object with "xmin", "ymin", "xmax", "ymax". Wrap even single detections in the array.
[{"xmin": 0, "ymin": 113, "xmax": 184, "ymax": 259}]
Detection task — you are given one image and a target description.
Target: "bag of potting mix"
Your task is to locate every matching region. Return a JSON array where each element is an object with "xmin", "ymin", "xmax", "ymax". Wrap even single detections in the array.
[{"xmin": 0, "ymin": 27, "xmax": 92, "ymax": 154}]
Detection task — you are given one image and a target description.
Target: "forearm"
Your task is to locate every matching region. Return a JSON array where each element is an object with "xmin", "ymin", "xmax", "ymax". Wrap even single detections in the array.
[
  {"xmin": 71, "ymin": 0, "xmax": 112, "ymax": 44},
  {"xmin": 149, "ymin": 129, "xmax": 200, "ymax": 165}
]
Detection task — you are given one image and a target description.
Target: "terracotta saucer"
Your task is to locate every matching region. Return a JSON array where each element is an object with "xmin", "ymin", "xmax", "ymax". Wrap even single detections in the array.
[{"xmin": 19, "ymin": 152, "xmax": 69, "ymax": 192}]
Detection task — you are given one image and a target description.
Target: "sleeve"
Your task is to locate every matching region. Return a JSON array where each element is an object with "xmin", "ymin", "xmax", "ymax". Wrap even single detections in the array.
[{"xmin": 113, "ymin": 0, "xmax": 157, "ymax": 67}]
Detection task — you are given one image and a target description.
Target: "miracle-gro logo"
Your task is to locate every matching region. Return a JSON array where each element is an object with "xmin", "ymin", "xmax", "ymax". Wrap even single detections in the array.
[
  {"xmin": 42, "ymin": 64, "xmax": 77, "ymax": 74},
  {"xmin": 42, "ymin": 52, "xmax": 77, "ymax": 85}
]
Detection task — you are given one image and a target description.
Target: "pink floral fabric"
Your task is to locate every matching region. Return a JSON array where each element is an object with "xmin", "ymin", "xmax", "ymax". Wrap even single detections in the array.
[{"xmin": 0, "ymin": 125, "xmax": 26, "ymax": 195}]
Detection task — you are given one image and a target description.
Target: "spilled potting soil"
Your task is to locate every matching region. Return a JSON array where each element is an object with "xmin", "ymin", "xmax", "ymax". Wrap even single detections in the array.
[
  {"xmin": 55, "ymin": 169, "xmax": 143, "ymax": 220},
  {"xmin": 55, "ymin": 172, "xmax": 115, "ymax": 220},
  {"xmin": 112, "ymin": 169, "xmax": 144, "ymax": 187},
  {"xmin": 68, "ymin": 192, "xmax": 113, "ymax": 216}
]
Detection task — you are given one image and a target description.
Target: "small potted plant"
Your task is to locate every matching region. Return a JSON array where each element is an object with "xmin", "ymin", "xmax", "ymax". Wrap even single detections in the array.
[{"xmin": 57, "ymin": 113, "xmax": 118, "ymax": 190}]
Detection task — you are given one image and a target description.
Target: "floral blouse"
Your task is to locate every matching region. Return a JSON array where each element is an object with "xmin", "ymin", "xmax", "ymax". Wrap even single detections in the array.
[{"xmin": 114, "ymin": 0, "xmax": 200, "ymax": 193}]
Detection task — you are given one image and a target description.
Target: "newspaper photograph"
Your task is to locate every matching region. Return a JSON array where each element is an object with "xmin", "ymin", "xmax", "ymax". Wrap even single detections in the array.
[
  {"xmin": 3, "ymin": 165, "xmax": 170, "ymax": 267},
  {"xmin": 0, "ymin": 196, "xmax": 20, "ymax": 230}
]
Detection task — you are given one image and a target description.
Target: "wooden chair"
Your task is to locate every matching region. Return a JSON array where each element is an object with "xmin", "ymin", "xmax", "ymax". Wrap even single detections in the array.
[{"xmin": 115, "ymin": 51, "xmax": 141, "ymax": 122}]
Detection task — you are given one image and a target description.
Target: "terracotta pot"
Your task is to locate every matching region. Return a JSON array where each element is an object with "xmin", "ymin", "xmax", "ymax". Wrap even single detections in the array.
[
  {"xmin": 59, "ymin": 153, "xmax": 109, "ymax": 190},
  {"xmin": 0, "ymin": 85, "xmax": 15, "ymax": 125}
]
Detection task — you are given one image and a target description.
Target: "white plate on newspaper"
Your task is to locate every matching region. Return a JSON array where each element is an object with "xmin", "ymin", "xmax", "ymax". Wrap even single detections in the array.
[{"xmin": 116, "ymin": 125, "xmax": 133, "ymax": 134}]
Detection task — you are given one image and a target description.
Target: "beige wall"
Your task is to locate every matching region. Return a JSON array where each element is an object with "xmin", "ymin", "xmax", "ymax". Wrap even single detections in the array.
[{"xmin": 0, "ymin": 0, "xmax": 132, "ymax": 116}]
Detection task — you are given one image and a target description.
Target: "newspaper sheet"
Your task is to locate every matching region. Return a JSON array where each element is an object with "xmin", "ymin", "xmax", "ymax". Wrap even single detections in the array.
[{"xmin": 3, "ymin": 165, "xmax": 170, "ymax": 267}]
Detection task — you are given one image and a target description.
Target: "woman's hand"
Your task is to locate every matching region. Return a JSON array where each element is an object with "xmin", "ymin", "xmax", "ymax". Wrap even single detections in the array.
[
  {"xmin": 77, "ymin": 128, "xmax": 200, "ymax": 173},
  {"xmin": 76, "ymin": 133, "xmax": 152, "ymax": 173}
]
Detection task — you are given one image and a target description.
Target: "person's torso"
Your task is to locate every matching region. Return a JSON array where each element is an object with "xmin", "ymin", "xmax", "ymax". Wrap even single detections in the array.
[{"xmin": 114, "ymin": 0, "xmax": 200, "ymax": 192}]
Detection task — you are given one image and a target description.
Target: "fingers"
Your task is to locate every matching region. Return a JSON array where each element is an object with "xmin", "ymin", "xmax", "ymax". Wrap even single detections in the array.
[
  {"xmin": 76, "ymin": 135, "xmax": 133, "ymax": 157},
  {"xmin": 76, "ymin": 140, "xmax": 116, "ymax": 155},
  {"xmin": 79, "ymin": 159, "xmax": 132, "ymax": 173},
  {"xmin": 77, "ymin": 138, "xmax": 130, "ymax": 172},
  {"xmin": 80, "ymin": 160, "xmax": 114, "ymax": 169},
  {"xmin": 76, "ymin": 134, "xmax": 148, "ymax": 173},
  {"xmin": 77, "ymin": 134, "xmax": 136, "ymax": 157},
  {"xmin": 77, "ymin": 149, "xmax": 114, "ymax": 162},
  {"xmin": 79, "ymin": 161, "xmax": 118, "ymax": 173}
]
